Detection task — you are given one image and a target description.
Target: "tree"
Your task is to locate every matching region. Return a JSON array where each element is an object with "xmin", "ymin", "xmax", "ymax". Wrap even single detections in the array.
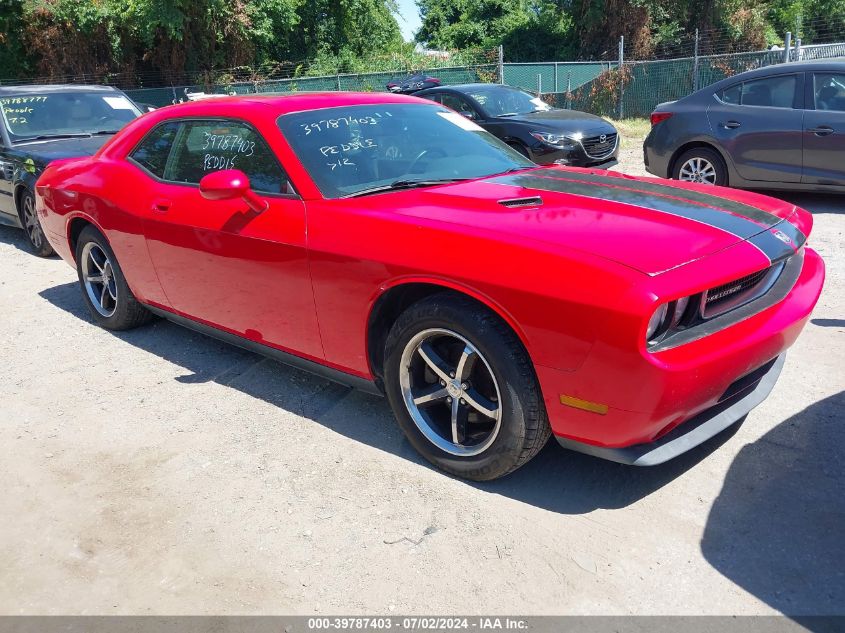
[{"xmin": 0, "ymin": 0, "xmax": 403, "ymax": 84}]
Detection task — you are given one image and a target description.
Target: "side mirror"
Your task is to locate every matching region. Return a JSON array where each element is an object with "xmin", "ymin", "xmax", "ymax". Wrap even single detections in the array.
[
  {"xmin": 199, "ymin": 169, "xmax": 267, "ymax": 213},
  {"xmin": 459, "ymin": 109, "xmax": 477, "ymax": 120}
]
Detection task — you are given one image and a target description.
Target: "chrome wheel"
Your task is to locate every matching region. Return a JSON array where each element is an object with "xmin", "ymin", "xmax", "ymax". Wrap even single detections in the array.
[
  {"xmin": 22, "ymin": 194, "xmax": 44, "ymax": 249},
  {"xmin": 399, "ymin": 328, "xmax": 502, "ymax": 456},
  {"xmin": 678, "ymin": 157, "xmax": 717, "ymax": 184},
  {"xmin": 81, "ymin": 242, "xmax": 118, "ymax": 317}
]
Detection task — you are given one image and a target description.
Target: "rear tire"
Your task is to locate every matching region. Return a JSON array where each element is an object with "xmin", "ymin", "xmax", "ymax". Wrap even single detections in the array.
[
  {"xmin": 673, "ymin": 147, "xmax": 728, "ymax": 186},
  {"xmin": 74, "ymin": 225, "xmax": 153, "ymax": 331},
  {"xmin": 383, "ymin": 293, "xmax": 550, "ymax": 481},
  {"xmin": 19, "ymin": 189, "xmax": 54, "ymax": 257}
]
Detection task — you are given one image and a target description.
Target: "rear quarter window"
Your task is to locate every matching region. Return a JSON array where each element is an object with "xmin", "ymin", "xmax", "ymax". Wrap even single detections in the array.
[{"xmin": 129, "ymin": 122, "xmax": 180, "ymax": 178}]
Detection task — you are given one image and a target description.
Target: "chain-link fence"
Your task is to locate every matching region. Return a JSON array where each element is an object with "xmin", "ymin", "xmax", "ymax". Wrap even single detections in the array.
[
  {"xmin": 4, "ymin": 33, "xmax": 845, "ymax": 117},
  {"xmin": 122, "ymin": 62, "xmax": 499, "ymax": 107},
  {"xmin": 518, "ymin": 41, "xmax": 845, "ymax": 118}
]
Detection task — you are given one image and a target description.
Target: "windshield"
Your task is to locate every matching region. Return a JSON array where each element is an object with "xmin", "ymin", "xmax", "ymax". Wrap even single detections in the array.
[
  {"xmin": 277, "ymin": 103, "xmax": 533, "ymax": 198},
  {"xmin": 1, "ymin": 92, "xmax": 141, "ymax": 142},
  {"xmin": 466, "ymin": 86, "xmax": 552, "ymax": 117}
]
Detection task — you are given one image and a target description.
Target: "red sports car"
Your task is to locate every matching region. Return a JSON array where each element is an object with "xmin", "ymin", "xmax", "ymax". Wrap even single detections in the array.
[{"xmin": 36, "ymin": 92, "xmax": 825, "ymax": 481}]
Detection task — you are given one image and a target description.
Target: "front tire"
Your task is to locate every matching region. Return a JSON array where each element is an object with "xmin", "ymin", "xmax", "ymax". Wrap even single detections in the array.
[
  {"xmin": 75, "ymin": 225, "xmax": 153, "ymax": 330},
  {"xmin": 384, "ymin": 294, "xmax": 550, "ymax": 481},
  {"xmin": 673, "ymin": 147, "xmax": 727, "ymax": 186},
  {"xmin": 19, "ymin": 189, "xmax": 54, "ymax": 257}
]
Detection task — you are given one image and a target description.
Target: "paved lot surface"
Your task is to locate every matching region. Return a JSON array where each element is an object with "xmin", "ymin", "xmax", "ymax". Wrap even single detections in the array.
[{"xmin": 1, "ymin": 142, "xmax": 843, "ymax": 615}]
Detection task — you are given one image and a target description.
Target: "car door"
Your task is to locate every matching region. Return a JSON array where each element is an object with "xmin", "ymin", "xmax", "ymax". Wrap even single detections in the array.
[
  {"xmin": 128, "ymin": 118, "xmax": 324, "ymax": 360},
  {"xmin": 707, "ymin": 73, "xmax": 804, "ymax": 183},
  {"xmin": 802, "ymin": 71, "xmax": 845, "ymax": 185},
  {"xmin": 0, "ymin": 116, "xmax": 17, "ymax": 221}
]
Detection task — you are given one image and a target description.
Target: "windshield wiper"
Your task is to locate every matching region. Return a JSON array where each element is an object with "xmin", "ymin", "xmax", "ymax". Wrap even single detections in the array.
[
  {"xmin": 92, "ymin": 130, "xmax": 120, "ymax": 135},
  {"xmin": 344, "ymin": 178, "xmax": 469, "ymax": 198},
  {"xmin": 14, "ymin": 133, "xmax": 93, "ymax": 143}
]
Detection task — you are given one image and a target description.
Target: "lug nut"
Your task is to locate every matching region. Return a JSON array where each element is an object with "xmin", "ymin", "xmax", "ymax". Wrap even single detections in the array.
[
  {"xmin": 460, "ymin": 398, "xmax": 466, "ymax": 405},
  {"xmin": 461, "ymin": 382, "xmax": 468, "ymax": 390},
  {"xmin": 446, "ymin": 397, "xmax": 452, "ymax": 403},
  {"xmin": 440, "ymin": 380, "xmax": 446, "ymax": 386}
]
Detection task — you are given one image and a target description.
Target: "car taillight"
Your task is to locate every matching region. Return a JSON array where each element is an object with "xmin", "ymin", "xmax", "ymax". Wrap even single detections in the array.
[{"xmin": 650, "ymin": 111, "xmax": 673, "ymax": 126}]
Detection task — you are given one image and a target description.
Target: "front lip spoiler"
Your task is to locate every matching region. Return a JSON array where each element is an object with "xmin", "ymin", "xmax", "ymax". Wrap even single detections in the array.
[{"xmin": 555, "ymin": 354, "xmax": 785, "ymax": 466}]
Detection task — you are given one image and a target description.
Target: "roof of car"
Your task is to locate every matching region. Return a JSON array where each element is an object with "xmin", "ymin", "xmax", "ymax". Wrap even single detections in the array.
[
  {"xmin": 149, "ymin": 91, "xmax": 428, "ymax": 116},
  {"xmin": 417, "ymin": 83, "xmax": 518, "ymax": 94},
  {"xmin": 0, "ymin": 84, "xmax": 124, "ymax": 96},
  {"xmin": 719, "ymin": 59, "xmax": 845, "ymax": 82}
]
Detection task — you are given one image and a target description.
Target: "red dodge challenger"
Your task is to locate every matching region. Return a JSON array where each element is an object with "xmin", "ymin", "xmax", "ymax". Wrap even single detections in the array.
[{"xmin": 35, "ymin": 92, "xmax": 825, "ymax": 480}]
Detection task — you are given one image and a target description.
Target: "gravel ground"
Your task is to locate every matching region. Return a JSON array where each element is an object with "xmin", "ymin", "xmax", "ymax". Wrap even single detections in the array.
[{"xmin": 1, "ymin": 138, "xmax": 843, "ymax": 616}]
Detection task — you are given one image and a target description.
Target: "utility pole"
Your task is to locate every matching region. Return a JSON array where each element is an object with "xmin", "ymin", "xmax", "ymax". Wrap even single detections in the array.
[
  {"xmin": 693, "ymin": 28, "xmax": 700, "ymax": 91},
  {"xmin": 618, "ymin": 36, "xmax": 624, "ymax": 119},
  {"xmin": 784, "ymin": 32, "xmax": 792, "ymax": 62},
  {"xmin": 498, "ymin": 45, "xmax": 504, "ymax": 84}
]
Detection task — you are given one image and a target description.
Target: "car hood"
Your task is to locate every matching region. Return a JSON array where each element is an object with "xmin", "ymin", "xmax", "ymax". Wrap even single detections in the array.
[
  {"xmin": 497, "ymin": 109, "xmax": 615, "ymax": 133},
  {"xmin": 371, "ymin": 167, "xmax": 803, "ymax": 276},
  {"xmin": 11, "ymin": 135, "xmax": 112, "ymax": 166}
]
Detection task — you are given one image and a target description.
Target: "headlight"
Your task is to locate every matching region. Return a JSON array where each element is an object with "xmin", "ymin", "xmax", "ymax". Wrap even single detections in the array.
[
  {"xmin": 646, "ymin": 296, "xmax": 696, "ymax": 346},
  {"xmin": 671, "ymin": 296, "xmax": 690, "ymax": 327},
  {"xmin": 530, "ymin": 131, "xmax": 579, "ymax": 148},
  {"xmin": 646, "ymin": 303, "xmax": 669, "ymax": 341}
]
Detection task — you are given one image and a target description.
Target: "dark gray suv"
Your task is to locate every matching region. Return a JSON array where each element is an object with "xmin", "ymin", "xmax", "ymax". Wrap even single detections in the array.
[{"xmin": 644, "ymin": 60, "xmax": 845, "ymax": 192}]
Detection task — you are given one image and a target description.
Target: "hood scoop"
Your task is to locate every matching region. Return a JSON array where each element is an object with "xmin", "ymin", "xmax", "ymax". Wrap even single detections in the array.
[{"xmin": 498, "ymin": 196, "xmax": 543, "ymax": 208}]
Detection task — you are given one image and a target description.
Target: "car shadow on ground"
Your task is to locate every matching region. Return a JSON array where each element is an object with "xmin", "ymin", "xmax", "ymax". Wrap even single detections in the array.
[
  {"xmin": 0, "ymin": 223, "xmax": 33, "ymax": 252},
  {"xmin": 701, "ymin": 391, "xmax": 845, "ymax": 617},
  {"xmin": 40, "ymin": 280, "xmax": 776, "ymax": 515}
]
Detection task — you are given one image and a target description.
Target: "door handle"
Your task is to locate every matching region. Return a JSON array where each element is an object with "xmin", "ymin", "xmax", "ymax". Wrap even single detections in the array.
[
  {"xmin": 722, "ymin": 121, "xmax": 741, "ymax": 129},
  {"xmin": 151, "ymin": 198, "xmax": 172, "ymax": 213},
  {"xmin": 808, "ymin": 126, "xmax": 834, "ymax": 136}
]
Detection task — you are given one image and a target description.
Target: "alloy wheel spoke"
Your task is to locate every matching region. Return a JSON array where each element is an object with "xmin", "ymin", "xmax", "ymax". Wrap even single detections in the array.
[
  {"xmin": 87, "ymin": 274, "xmax": 104, "ymax": 284},
  {"xmin": 413, "ymin": 385, "xmax": 449, "ymax": 407},
  {"xmin": 454, "ymin": 345, "xmax": 477, "ymax": 383},
  {"xmin": 99, "ymin": 284, "xmax": 108, "ymax": 308},
  {"xmin": 450, "ymin": 396, "xmax": 467, "ymax": 445},
  {"xmin": 417, "ymin": 341, "xmax": 453, "ymax": 383},
  {"xmin": 462, "ymin": 388, "xmax": 498, "ymax": 419},
  {"xmin": 89, "ymin": 250, "xmax": 105, "ymax": 273},
  {"xmin": 106, "ymin": 281, "xmax": 117, "ymax": 301}
]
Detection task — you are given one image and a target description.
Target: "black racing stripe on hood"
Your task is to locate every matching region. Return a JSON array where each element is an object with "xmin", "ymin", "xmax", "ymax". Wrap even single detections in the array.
[
  {"xmin": 748, "ymin": 220, "xmax": 806, "ymax": 263},
  {"xmin": 532, "ymin": 170, "xmax": 782, "ymax": 227},
  {"xmin": 490, "ymin": 173, "xmax": 769, "ymax": 240}
]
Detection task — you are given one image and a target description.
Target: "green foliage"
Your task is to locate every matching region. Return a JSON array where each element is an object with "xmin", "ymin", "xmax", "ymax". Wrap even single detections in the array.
[
  {"xmin": 416, "ymin": 0, "xmax": 845, "ymax": 61},
  {"xmin": 0, "ymin": 0, "xmax": 404, "ymax": 83}
]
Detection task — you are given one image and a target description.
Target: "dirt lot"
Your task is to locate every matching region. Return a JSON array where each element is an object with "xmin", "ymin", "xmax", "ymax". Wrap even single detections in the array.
[{"xmin": 1, "ymin": 132, "xmax": 843, "ymax": 616}]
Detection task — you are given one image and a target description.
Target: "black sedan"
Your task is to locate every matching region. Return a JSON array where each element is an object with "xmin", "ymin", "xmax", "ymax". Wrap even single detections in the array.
[
  {"xmin": 0, "ymin": 84, "xmax": 142, "ymax": 255},
  {"xmin": 415, "ymin": 83, "xmax": 619, "ymax": 166},
  {"xmin": 644, "ymin": 60, "xmax": 845, "ymax": 192}
]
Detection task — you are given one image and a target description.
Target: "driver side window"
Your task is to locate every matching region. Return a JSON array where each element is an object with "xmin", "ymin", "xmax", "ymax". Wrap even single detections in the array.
[{"xmin": 129, "ymin": 119, "xmax": 290, "ymax": 194}]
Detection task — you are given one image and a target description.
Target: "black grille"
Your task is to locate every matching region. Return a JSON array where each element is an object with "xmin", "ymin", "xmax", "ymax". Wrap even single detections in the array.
[
  {"xmin": 705, "ymin": 268, "xmax": 770, "ymax": 311},
  {"xmin": 582, "ymin": 132, "xmax": 617, "ymax": 158}
]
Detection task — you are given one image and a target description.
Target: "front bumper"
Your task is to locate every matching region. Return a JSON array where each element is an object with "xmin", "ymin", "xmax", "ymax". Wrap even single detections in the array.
[
  {"xmin": 530, "ymin": 141, "xmax": 619, "ymax": 168},
  {"xmin": 556, "ymin": 354, "xmax": 784, "ymax": 465},
  {"xmin": 536, "ymin": 246, "xmax": 824, "ymax": 463}
]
